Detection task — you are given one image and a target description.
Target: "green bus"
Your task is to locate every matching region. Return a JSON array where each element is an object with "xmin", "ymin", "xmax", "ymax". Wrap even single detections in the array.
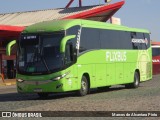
[{"xmin": 7, "ymin": 19, "xmax": 152, "ymax": 97}]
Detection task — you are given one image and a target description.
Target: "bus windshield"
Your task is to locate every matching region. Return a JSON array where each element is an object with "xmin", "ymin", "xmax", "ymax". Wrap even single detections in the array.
[{"xmin": 18, "ymin": 32, "xmax": 64, "ymax": 74}]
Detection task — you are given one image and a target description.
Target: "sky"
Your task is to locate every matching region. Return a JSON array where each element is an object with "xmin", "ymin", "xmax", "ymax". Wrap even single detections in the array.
[{"xmin": 0, "ymin": 0, "xmax": 159, "ymax": 41}]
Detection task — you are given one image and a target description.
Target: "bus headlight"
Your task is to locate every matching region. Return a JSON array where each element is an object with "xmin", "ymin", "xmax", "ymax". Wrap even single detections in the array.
[
  {"xmin": 52, "ymin": 71, "xmax": 70, "ymax": 81},
  {"xmin": 53, "ymin": 76, "xmax": 61, "ymax": 81},
  {"xmin": 17, "ymin": 79, "xmax": 24, "ymax": 82}
]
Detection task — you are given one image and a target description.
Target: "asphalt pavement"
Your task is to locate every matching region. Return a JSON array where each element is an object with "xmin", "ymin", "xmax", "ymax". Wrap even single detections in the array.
[{"xmin": 0, "ymin": 75, "xmax": 160, "ymax": 118}]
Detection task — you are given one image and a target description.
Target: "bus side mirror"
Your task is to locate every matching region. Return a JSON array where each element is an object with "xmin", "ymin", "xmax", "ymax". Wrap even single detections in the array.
[
  {"xmin": 60, "ymin": 35, "xmax": 76, "ymax": 53},
  {"xmin": 6, "ymin": 40, "xmax": 16, "ymax": 56}
]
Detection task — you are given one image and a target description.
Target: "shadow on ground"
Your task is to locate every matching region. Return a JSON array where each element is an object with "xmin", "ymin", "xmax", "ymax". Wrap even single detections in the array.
[{"xmin": 0, "ymin": 86, "xmax": 127, "ymax": 102}]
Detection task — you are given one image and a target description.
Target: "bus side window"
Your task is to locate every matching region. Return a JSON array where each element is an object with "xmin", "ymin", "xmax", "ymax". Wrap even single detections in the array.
[
  {"xmin": 144, "ymin": 33, "xmax": 150, "ymax": 49},
  {"xmin": 142, "ymin": 33, "xmax": 147, "ymax": 49},
  {"xmin": 131, "ymin": 32, "xmax": 138, "ymax": 49},
  {"xmin": 80, "ymin": 27, "xmax": 100, "ymax": 53},
  {"xmin": 131, "ymin": 32, "xmax": 136, "ymax": 38},
  {"xmin": 136, "ymin": 33, "xmax": 143, "ymax": 50}
]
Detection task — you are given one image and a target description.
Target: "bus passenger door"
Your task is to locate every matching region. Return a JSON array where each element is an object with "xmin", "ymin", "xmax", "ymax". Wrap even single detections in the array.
[{"xmin": 64, "ymin": 41, "xmax": 78, "ymax": 91}]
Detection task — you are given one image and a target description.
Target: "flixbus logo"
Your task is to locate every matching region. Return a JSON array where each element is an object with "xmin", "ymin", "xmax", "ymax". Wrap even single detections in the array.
[
  {"xmin": 106, "ymin": 51, "xmax": 127, "ymax": 62},
  {"xmin": 132, "ymin": 38, "xmax": 148, "ymax": 45}
]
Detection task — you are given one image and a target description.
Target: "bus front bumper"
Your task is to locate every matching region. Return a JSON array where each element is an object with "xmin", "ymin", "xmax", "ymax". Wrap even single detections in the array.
[{"xmin": 17, "ymin": 79, "xmax": 65, "ymax": 93}]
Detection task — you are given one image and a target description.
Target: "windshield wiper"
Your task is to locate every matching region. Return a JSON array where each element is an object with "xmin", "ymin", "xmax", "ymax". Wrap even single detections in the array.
[
  {"xmin": 40, "ymin": 55, "xmax": 51, "ymax": 73},
  {"xmin": 25, "ymin": 50, "xmax": 51, "ymax": 73},
  {"xmin": 25, "ymin": 47, "xmax": 38, "ymax": 72}
]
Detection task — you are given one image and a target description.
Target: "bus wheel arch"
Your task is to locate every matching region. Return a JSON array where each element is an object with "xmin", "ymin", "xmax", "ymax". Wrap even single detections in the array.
[
  {"xmin": 77, "ymin": 73, "xmax": 90, "ymax": 96},
  {"xmin": 125, "ymin": 69, "xmax": 140, "ymax": 89}
]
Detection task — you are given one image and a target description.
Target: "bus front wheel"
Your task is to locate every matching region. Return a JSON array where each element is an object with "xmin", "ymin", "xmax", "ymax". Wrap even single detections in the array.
[
  {"xmin": 125, "ymin": 71, "xmax": 140, "ymax": 88},
  {"xmin": 77, "ymin": 76, "xmax": 89, "ymax": 96}
]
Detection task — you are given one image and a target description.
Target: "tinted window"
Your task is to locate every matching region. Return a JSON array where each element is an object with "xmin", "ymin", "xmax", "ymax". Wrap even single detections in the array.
[
  {"xmin": 100, "ymin": 30, "xmax": 132, "ymax": 49},
  {"xmin": 18, "ymin": 33, "xmax": 64, "ymax": 74},
  {"xmin": 131, "ymin": 32, "xmax": 138, "ymax": 49},
  {"xmin": 79, "ymin": 27, "xmax": 150, "ymax": 51},
  {"xmin": 131, "ymin": 32, "xmax": 150, "ymax": 50},
  {"xmin": 137, "ymin": 33, "xmax": 148, "ymax": 49},
  {"xmin": 80, "ymin": 28, "xmax": 100, "ymax": 52},
  {"xmin": 67, "ymin": 26, "xmax": 80, "ymax": 36},
  {"xmin": 118, "ymin": 31, "xmax": 132, "ymax": 49},
  {"xmin": 144, "ymin": 33, "xmax": 151, "ymax": 48}
]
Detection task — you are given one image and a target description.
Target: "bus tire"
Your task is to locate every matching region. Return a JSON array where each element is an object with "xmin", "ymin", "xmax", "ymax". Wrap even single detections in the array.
[
  {"xmin": 37, "ymin": 93, "xmax": 49, "ymax": 98},
  {"xmin": 125, "ymin": 71, "xmax": 140, "ymax": 88},
  {"xmin": 77, "ymin": 76, "xmax": 89, "ymax": 96}
]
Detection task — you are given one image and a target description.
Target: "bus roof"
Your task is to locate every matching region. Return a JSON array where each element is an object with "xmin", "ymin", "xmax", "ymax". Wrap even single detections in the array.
[{"xmin": 23, "ymin": 19, "xmax": 150, "ymax": 34}]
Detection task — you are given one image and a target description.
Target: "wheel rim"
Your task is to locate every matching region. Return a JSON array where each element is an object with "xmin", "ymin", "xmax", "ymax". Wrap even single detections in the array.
[
  {"xmin": 135, "ymin": 73, "xmax": 139, "ymax": 86},
  {"xmin": 81, "ymin": 80, "xmax": 87, "ymax": 92}
]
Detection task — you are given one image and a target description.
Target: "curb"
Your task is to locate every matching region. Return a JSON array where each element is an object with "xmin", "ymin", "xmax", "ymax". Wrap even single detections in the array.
[
  {"xmin": 0, "ymin": 82, "xmax": 16, "ymax": 86},
  {"xmin": 0, "ymin": 83, "xmax": 16, "ymax": 86},
  {"xmin": 5, "ymin": 82, "xmax": 16, "ymax": 86}
]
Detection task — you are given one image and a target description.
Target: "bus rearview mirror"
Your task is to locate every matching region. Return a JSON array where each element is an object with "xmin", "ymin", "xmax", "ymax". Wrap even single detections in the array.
[
  {"xmin": 6, "ymin": 40, "xmax": 17, "ymax": 56},
  {"xmin": 60, "ymin": 35, "xmax": 76, "ymax": 53}
]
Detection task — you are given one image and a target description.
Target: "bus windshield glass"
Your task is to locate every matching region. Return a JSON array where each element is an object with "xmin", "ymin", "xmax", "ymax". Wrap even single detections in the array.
[{"xmin": 18, "ymin": 32, "xmax": 64, "ymax": 74}]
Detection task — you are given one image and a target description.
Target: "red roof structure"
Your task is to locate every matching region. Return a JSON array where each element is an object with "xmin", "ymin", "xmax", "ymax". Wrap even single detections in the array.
[
  {"xmin": 0, "ymin": 25, "xmax": 25, "ymax": 40},
  {"xmin": 64, "ymin": 0, "xmax": 125, "ymax": 22},
  {"xmin": 0, "ymin": 0, "xmax": 125, "ymax": 40}
]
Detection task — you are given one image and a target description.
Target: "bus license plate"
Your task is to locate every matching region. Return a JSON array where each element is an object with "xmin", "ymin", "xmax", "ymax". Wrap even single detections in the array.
[{"xmin": 34, "ymin": 88, "xmax": 42, "ymax": 92}]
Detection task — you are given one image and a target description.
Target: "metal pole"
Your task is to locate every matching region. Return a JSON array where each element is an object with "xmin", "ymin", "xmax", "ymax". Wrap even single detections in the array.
[
  {"xmin": 65, "ymin": 0, "xmax": 74, "ymax": 8},
  {"xmin": 79, "ymin": 0, "xmax": 82, "ymax": 7}
]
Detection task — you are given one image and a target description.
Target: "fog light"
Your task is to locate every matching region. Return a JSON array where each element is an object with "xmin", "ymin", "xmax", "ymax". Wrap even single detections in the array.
[{"xmin": 17, "ymin": 79, "xmax": 24, "ymax": 82}]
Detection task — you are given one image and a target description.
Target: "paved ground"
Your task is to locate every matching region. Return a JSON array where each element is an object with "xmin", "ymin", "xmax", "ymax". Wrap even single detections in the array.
[
  {"xmin": 0, "ymin": 75, "xmax": 160, "ymax": 119},
  {"xmin": 0, "ymin": 79, "xmax": 16, "ymax": 86}
]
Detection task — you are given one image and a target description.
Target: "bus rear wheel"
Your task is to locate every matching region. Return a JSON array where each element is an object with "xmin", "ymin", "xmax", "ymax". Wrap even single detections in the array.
[
  {"xmin": 125, "ymin": 71, "xmax": 140, "ymax": 88},
  {"xmin": 77, "ymin": 76, "xmax": 89, "ymax": 96}
]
